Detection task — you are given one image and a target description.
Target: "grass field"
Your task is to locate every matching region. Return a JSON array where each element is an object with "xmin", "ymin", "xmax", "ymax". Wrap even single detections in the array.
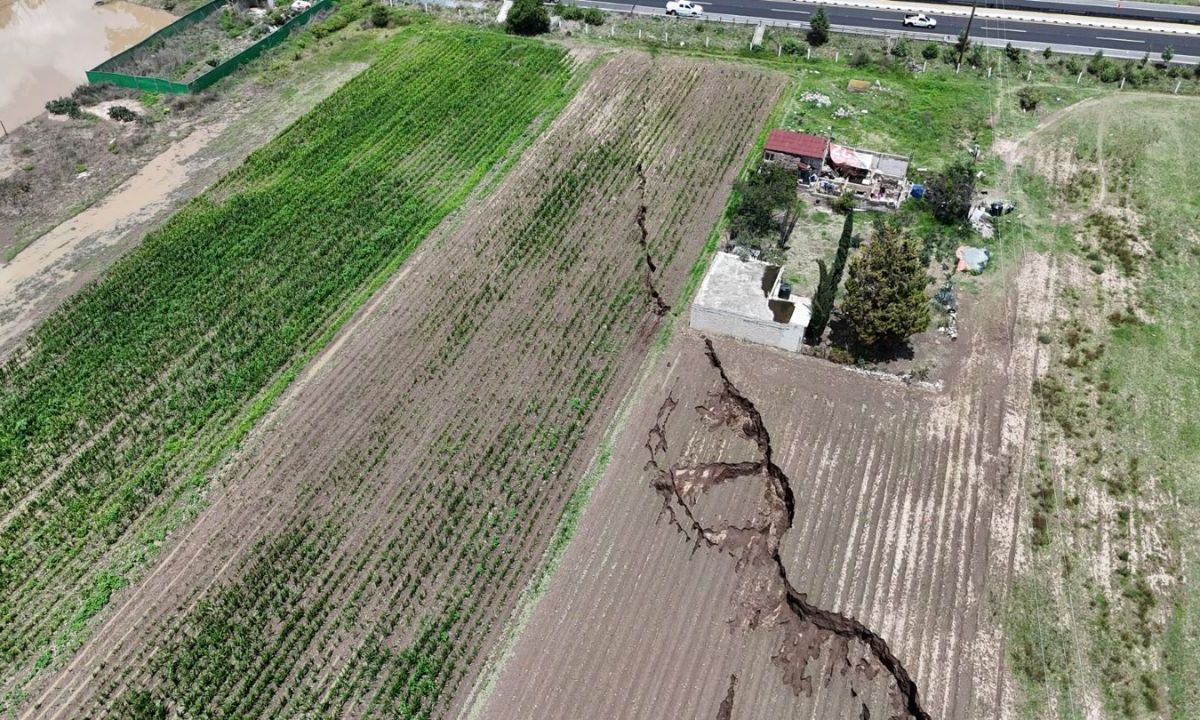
[{"xmin": 992, "ymin": 95, "xmax": 1200, "ymax": 719}]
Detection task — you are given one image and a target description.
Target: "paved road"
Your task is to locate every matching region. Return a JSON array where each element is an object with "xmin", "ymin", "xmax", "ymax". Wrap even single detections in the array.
[
  {"xmin": 937, "ymin": 0, "xmax": 1200, "ymax": 25},
  {"xmin": 582, "ymin": 0, "xmax": 1200, "ymax": 59}
]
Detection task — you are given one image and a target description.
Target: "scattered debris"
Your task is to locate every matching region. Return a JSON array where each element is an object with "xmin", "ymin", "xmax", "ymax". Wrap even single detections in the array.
[
  {"xmin": 934, "ymin": 279, "xmax": 958, "ymax": 340},
  {"xmin": 799, "ymin": 91, "xmax": 831, "ymax": 107}
]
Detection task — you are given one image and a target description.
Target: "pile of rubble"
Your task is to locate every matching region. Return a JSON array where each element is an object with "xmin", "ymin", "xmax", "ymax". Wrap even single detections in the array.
[{"xmin": 799, "ymin": 91, "xmax": 831, "ymax": 107}]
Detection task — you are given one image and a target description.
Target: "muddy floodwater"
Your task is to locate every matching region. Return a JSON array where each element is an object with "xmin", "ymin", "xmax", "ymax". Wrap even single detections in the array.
[{"xmin": 0, "ymin": 0, "xmax": 176, "ymax": 130}]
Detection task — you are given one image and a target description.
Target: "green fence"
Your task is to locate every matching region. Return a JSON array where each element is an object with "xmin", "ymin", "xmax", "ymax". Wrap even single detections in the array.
[{"xmin": 85, "ymin": 0, "xmax": 334, "ymax": 94}]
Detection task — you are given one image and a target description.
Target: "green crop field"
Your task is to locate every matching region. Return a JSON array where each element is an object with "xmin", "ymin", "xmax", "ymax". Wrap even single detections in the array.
[{"xmin": 0, "ymin": 28, "xmax": 576, "ymax": 710}]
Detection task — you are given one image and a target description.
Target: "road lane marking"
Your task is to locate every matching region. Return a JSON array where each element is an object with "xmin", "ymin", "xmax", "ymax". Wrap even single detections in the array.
[
  {"xmin": 979, "ymin": 26, "xmax": 1026, "ymax": 32},
  {"xmin": 770, "ymin": 7, "xmax": 811, "ymax": 13},
  {"xmin": 1096, "ymin": 35, "xmax": 1146, "ymax": 43}
]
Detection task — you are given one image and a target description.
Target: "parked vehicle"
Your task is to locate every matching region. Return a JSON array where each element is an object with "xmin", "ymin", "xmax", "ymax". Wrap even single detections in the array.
[
  {"xmin": 902, "ymin": 13, "xmax": 937, "ymax": 28},
  {"xmin": 666, "ymin": 1, "xmax": 704, "ymax": 17}
]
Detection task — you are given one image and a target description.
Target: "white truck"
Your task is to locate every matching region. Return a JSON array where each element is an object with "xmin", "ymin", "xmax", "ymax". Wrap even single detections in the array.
[
  {"xmin": 902, "ymin": 13, "xmax": 937, "ymax": 28},
  {"xmin": 666, "ymin": 0, "xmax": 703, "ymax": 17}
]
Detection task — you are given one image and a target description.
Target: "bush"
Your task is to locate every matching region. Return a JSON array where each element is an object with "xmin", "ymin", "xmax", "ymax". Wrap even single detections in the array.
[
  {"xmin": 45, "ymin": 97, "xmax": 81, "ymax": 117},
  {"xmin": 967, "ymin": 43, "xmax": 985, "ymax": 68},
  {"xmin": 807, "ymin": 6, "xmax": 830, "ymax": 46},
  {"xmin": 1162, "ymin": 46, "xmax": 1174, "ymax": 64},
  {"xmin": 781, "ymin": 37, "xmax": 805, "ymax": 55},
  {"xmin": 370, "ymin": 3, "xmax": 390, "ymax": 27},
  {"xmin": 108, "ymin": 105, "xmax": 138, "ymax": 122},
  {"xmin": 1064, "ymin": 56, "xmax": 1082, "ymax": 74},
  {"xmin": 925, "ymin": 159, "xmax": 975, "ymax": 224},
  {"xmin": 1043, "ymin": 46, "xmax": 1053, "ymax": 60},
  {"xmin": 507, "ymin": 0, "xmax": 549, "ymax": 35},
  {"xmin": 583, "ymin": 7, "xmax": 604, "ymax": 25},
  {"xmin": 921, "ymin": 42, "xmax": 939, "ymax": 60},
  {"xmin": 891, "ymin": 38, "xmax": 909, "ymax": 58},
  {"xmin": 848, "ymin": 50, "xmax": 871, "ymax": 68},
  {"xmin": 1099, "ymin": 64, "xmax": 1121, "ymax": 83},
  {"xmin": 1005, "ymin": 42, "xmax": 1022, "ymax": 64},
  {"xmin": 1017, "ymin": 86, "xmax": 1042, "ymax": 111},
  {"xmin": 1087, "ymin": 49, "xmax": 1107, "ymax": 75}
]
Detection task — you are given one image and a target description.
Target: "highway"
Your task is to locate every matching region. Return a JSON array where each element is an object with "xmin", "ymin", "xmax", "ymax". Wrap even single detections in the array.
[{"xmin": 576, "ymin": 0, "xmax": 1200, "ymax": 60}]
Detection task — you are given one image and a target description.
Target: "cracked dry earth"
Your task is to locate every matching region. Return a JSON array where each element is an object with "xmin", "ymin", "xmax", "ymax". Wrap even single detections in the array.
[{"xmin": 473, "ymin": 253, "xmax": 1057, "ymax": 719}]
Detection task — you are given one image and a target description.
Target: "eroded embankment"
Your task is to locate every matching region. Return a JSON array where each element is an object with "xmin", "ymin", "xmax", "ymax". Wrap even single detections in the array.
[{"xmin": 647, "ymin": 338, "xmax": 930, "ymax": 720}]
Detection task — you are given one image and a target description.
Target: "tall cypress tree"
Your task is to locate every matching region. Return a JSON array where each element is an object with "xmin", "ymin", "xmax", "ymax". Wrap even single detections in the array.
[
  {"xmin": 805, "ymin": 210, "xmax": 854, "ymax": 344},
  {"xmin": 841, "ymin": 224, "xmax": 931, "ymax": 350}
]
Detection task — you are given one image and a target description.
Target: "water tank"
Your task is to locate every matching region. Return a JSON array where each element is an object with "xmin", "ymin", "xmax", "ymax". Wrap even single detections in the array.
[
  {"xmin": 778, "ymin": 282, "xmax": 792, "ymax": 300},
  {"xmin": 910, "ymin": 183, "xmax": 926, "ymax": 199}
]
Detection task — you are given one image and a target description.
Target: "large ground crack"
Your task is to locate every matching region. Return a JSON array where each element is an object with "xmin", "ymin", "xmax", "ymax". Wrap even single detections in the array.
[
  {"xmin": 648, "ymin": 338, "xmax": 930, "ymax": 720},
  {"xmin": 715, "ymin": 674, "xmax": 738, "ymax": 720},
  {"xmin": 634, "ymin": 162, "xmax": 670, "ymax": 316}
]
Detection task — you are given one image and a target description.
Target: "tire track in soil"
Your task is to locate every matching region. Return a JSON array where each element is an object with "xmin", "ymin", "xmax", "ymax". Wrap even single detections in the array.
[{"xmin": 646, "ymin": 337, "xmax": 931, "ymax": 720}]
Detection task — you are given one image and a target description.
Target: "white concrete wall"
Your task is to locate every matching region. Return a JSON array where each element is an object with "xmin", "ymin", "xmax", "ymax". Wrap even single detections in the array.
[{"xmin": 690, "ymin": 305, "xmax": 804, "ymax": 352}]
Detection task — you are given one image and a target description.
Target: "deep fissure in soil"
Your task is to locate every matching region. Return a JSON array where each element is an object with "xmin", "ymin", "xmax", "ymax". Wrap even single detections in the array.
[{"xmin": 646, "ymin": 338, "xmax": 930, "ymax": 720}]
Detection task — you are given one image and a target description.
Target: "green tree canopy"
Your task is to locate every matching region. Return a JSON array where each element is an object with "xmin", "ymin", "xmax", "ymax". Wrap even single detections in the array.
[
  {"xmin": 506, "ymin": 0, "xmax": 550, "ymax": 35},
  {"xmin": 806, "ymin": 210, "xmax": 853, "ymax": 345},
  {"xmin": 925, "ymin": 159, "xmax": 975, "ymax": 224},
  {"xmin": 807, "ymin": 7, "xmax": 830, "ymax": 46},
  {"xmin": 730, "ymin": 162, "xmax": 798, "ymax": 243},
  {"xmin": 841, "ymin": 224, "xmax": 930, "ymax": 349}
]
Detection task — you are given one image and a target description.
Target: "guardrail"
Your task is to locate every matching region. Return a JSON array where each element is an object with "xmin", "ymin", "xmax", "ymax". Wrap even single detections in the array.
[{"xmin": 85, "ymin": 0, "xmax": 334, "ymax": 94}]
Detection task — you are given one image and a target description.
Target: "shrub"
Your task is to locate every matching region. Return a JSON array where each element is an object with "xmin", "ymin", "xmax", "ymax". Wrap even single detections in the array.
[
  {"xmin": 925, "ymin": 159, "xmax": 975, "ymax": 224},
  {"xmin": 1161, "ymin": 46, "xmax": 1174, "ymax": 64},
  {"xmin": 370, "ymin": 3, "xmax": 390, "ymax": 27},
  {"xmin": 891, "ymin": 38, "xmax": 909, "ymax": 58},
  {"xmin": 1043, "ymin": 46, "xmax": 1053, "ymax": 60},
  {"xmin": 1087, "ymin": 49, "xmax": 1107, "ymax": 75},
  {"xmin": 1017, "ymin": 86, "xmax": 1042, "ymax": 111},
  {"xmin": 45, "ymin": 97, "xmax": 81, "ymax": 117},
  {"xmin": 507, "ymin": 0, "xmax": 549, "ymax": 35},
  {"xmin": 1005, "ymin": 42, "xmax": 1022, "ymax": 64},
  {"xmin": 583, "ymin": 7, "xmax": 603, "ymax": 25},
  {"xmin": 967, "ymin": 43, "xmax": 985, "ymax": 68},
  {"xmin": 848, "ymin": 50, "xmax": 871, "ymax": 68},
  {"xmin": 921, "ymin": 42, "xmax": 939, "ymax": 60},
  {"xmin": 781, "ymin": 37, "xmax": 805, "ymax": 55},
  {"xmin": 1099, "ymin": 64, "xmax": 1121, "ymax": 83},
  {"xmin": 108, "ymin": 105, "xmax": 138, "ymax": 122},
  {"xmin": 807, "ymin": 6, "xmax": 830, "ymax": 46},
  {"xmin": 1064, "ymin": 56, "xmax": 1082, "ymax": 74}
]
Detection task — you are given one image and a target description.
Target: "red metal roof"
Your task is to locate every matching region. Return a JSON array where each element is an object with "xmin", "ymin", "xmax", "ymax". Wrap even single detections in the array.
[{"xmin": 764, "ymin": 129, "xmax": 829, "ymax": 159}]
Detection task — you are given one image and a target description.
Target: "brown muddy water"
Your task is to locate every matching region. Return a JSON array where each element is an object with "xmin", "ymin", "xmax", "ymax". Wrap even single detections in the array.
[{"xmin": 0, "ymin": 0, "xmax": 175, "ymax": 130}]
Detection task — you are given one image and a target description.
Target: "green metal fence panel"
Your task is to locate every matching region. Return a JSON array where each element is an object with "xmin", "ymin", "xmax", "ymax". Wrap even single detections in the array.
[
  {"xmin": 189, "ymin": 0, "xmax": 334, "ymax": 92},
  {"xmin": 92, "ymin": 0, "xmax": 225, "ymax": 73},
  {"xmin": 87, "ymin": 0, "xmax": 334, "ymax": 94}
]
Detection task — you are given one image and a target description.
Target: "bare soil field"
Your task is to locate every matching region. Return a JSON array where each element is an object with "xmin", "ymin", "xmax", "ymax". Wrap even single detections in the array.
[
  {"xmin": 19, "ymin": 53, "xmax": 784, "ymax": 718},
  {"xmin": 470, "ymin": 248, "xmax": 1058, "ymax": 720}
]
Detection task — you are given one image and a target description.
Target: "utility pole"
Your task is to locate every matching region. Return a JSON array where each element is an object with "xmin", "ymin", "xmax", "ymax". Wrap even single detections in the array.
[{"xmin": 956, "ymin": 0, "xmax": 978, "ymax": 67}]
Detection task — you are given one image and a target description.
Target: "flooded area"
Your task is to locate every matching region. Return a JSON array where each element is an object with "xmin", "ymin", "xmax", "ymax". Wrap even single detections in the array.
[{"xmin": 0, "ymin": 0, "xmax": 176, "ymax": 130}]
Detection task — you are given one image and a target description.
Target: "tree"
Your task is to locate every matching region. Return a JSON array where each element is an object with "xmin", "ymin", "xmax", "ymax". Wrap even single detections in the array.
[
  {"xmin": 370, "ymin": 3, "xmax": 390, "ymax": 27},
  {"xmin": 1162, "ymin": 46, "xmax": 1175, "ymax": 64},
  {"xmin": 1016, "ymin": 86, "xmax": 1042, "ymax": 112},
  {"xmin": 1004, "ymin": 42, "xmax": 1022, "ymax": 64},
  {"xmin": 506, "ymin": 0, "xmax": 549, "ymax": 35},
  {"xmin": 805, "ymin": 210, "xmax": 854, "ymax": 344},
  {"xmin": 730, "ymin": 162, "xmax": 798, "ymax": 244},
  {"xmin": 921, "ymin": 42, "xmax": 939, "ymax": 60},
  {"xmin": 841, "ymin": 225, "xmax": 930, "ymax": 349},
  {"xmin": 831, "ymin": 190, "xmax": 856, "ymax": 216},
  {"xmin": 925, "ymin": 159, "xmax": 975, "ymax": 224},
  {"xmin": 807, "ymin": 7, "xmax": 830, "ymax": 47},
  {"xmin": 1043, "ymin": 46, "xmax": 1053, "ymax": 60}
]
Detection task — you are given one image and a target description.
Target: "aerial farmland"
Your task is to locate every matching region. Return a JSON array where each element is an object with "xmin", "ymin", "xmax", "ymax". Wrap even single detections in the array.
[{"xmin": 1, "ymin": 1, "xmax": 1199, "ymax": 719}]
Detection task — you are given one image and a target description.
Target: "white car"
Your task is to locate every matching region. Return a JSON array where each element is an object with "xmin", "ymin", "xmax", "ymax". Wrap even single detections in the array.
[
  {"xmin": 902, "ymin": 13, "xmax": 937, "ymax": 28},
  {"xmin": 666, "ymin": 1, "xmax": 704, "ymax": 17}
]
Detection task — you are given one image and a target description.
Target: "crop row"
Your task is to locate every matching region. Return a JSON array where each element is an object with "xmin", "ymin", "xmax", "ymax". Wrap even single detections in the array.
[
  {"xmin": 61, "ymin": 58, "xmax": 783, "ymax": 719},
  {"xmin": 0, "ymin": 28, "xmax": 576, "ymax": 710}
]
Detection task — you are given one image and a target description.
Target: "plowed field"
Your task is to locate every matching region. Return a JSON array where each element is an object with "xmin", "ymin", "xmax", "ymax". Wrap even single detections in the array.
[
  {"xmin": 18, "ymin": 52, "xmax": 785, "ymax": 718},
  {"xmin": 471, "ymin": 253, "xmax": 1058, "ymax": 719}
]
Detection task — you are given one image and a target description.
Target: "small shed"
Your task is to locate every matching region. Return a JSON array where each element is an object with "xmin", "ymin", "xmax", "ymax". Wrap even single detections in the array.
[{"xmin": 763, "ymin": 129, "xmax": 829, "ymax": 173}]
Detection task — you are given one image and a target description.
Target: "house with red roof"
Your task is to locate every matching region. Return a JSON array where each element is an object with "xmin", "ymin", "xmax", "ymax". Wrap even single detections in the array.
[{"xmin": 762, "ymin": 129, "xmax": 829, "ymax": 173}]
